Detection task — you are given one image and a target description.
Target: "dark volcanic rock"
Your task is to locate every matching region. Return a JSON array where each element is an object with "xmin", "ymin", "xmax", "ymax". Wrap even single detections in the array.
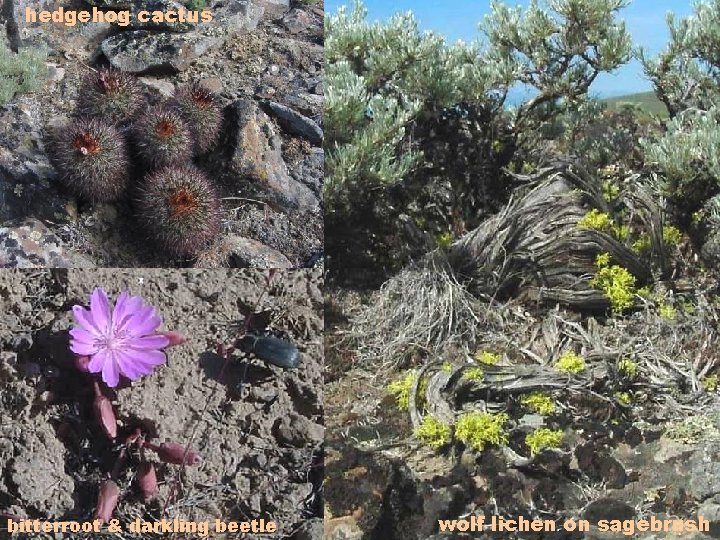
[
  {"xmin": 101, "ymin": 1, "xmax": 263, "ymax": 73},
  {"xmin": 215, "ymin": 99, "xmax": 319, "ymax": 212},
  {"xmin": 264, "ymin": 100, "xmax": 323, "ymax": 146},
  {"xmin": 0, "ymin": 218, "xmax": 94, "ymax": 267}
]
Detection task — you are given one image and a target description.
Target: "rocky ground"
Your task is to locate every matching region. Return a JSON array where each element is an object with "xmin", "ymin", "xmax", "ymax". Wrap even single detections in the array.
[
  {"xmin": 0, "ymin": 0, "xmax": 323, "ymax": 268},
  {"xmin": 0, "ymin": 268, "xmax": 323, "ymax": 538},
  {"xmin": 324, "ymin": 286, "xmax": 720, "ymax": 540}
]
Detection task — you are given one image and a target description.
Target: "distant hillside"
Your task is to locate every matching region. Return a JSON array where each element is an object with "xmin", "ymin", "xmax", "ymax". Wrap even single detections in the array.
[{"xmin": 602, "ymin": 91, "xmax": 668, "ymax": 118}]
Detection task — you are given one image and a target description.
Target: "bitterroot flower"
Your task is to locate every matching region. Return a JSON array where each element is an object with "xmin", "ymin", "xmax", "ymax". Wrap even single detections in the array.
[
  {"xmin": 70, "ymin": 288, "xmax": 170, "ymax": 387},
  {"xmin": 95, "ymin": 479, "xmax": 120, "ymax": 525},
  {"xmin": 92, "ymin": 381, "xmax": 117, "ymax": 440}
]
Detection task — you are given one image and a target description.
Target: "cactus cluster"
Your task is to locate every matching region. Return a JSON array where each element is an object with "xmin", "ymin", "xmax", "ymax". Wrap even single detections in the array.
[{"xmin": 49, "ymin": 67, "xmax": 225, "ymax": 258}]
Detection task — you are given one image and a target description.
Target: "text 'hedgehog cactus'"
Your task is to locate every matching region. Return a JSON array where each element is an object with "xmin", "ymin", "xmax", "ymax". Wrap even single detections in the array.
[
  {"xmin": 171, "ymin": 82, "xmax": 223, "ymax": 155},
  {"xmin": 77, "ymin": 67, "xmax": 144, "ymax": 124},
  {"xmin": 133, "ymin": 105, "xmax": 193, "ymax": 170},
  {"xmin": 50, "ymin": 118, "xmax": 130, "ymax": 202},
  {"xmin": 138, "ymin": 164, "xmax": 221, "ymax": 257}
]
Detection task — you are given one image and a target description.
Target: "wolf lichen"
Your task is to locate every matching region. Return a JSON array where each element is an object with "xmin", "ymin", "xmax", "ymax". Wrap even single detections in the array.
[
  {"xmin": 617, "ymin": 357, "xmax": 638, "ymax": 378},
  {"xmin": 525, "ymin": 428, "xmax": 564, "ymax": 456},
  {"xmin": 441, "ymin": 361, "xmax": 453, "ymax": 373},
  {"xmin": 632, "ymin": 234, "xmax": 651, "ymax": 254},
  {"xmin": 415, "ymin": 415, "xmax": 452, "ymax": 449},
  {"xmin": 658, "ymin": 302, "xmax": 677, "ymax": 321},
  {"xmin": 591, "ymin": 252, "xmax": 637, "ymax": 312},
  {"xmin": 663, "ymin": 225, "xmax": 683, "ymax": 246},
  {"xmin": 703, "ymin": 375, "xmax": 719, "ymax": 392},
  {"xmin": 475, "ymin": 350, "xmax": 500, "ymax": 365},
  {"xmin": 555, "ymin": 351, "xmax": 586, "ymax": 374},
  {"xmin": 455, "ymin": 412, "xmax": 509, "ymax": 451},
  {"xmin": 614, "ymin": 391, "xmax": 632, "ymax": 405},
  {"xmin": 387, "ymin": 371, "xmax": 416, "ymax": 411},
  {"xmin": 435, "ymin": 232, "xmax": 453, "ymax": 249},
  {"xmin": 463, "ymin": 367, "xmax": 485, "ymax": 382},
  {"xmin": 578, "ymin": 209, "xmax": 613, "ymax": 232},
  {"xmin": 521, "ymin": 392, "xmax": 556, "ymax": 415},
  {"xmin": 387, "ymin": 370, "xmax": 427, "ymax": 411}
]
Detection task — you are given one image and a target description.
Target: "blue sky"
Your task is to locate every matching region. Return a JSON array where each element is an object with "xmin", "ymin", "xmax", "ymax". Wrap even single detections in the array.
[{"xmin": 325, "ymin": 0, "xmax": 694, "ymax": 98}]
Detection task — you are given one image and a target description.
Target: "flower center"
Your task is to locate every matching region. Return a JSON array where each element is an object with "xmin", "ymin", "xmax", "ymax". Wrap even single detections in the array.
[
  {"xmin": 156, "ymin": 119, "xmax": 176, "ymax": 139},
  {"xmin": 169, "ymin": 188, "xmax": 198, "ymax": 217},
  {"xmin": 73, "ymin": 132, "xmax": 101, "ymax": 156}
]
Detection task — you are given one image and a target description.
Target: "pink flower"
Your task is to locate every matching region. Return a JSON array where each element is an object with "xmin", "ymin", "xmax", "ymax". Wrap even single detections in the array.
[{"xmin": 70, "ymin": 288, "xmax": 170, "ymax": 387}]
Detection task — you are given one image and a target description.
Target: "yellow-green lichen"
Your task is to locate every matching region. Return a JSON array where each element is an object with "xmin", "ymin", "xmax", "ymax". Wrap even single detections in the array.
[
  {"xmin": 703, "ymin": 375, "xmax": 718, "ymax": 392},
  {"xmin": 615, "ymin": 391, "xmax": 632, "ymax": 405},
  {"xmin": 520, "ymin": 392, "xmax": 556, "ymax": 415},
  {"xmin": 455, "ymin": 412, "xmax": 509, "ymax": 451},
  {"xmin": 612, "ymin": 224, "xmax": 631, "ymax": 242},
  {"xmin": 387, "ymin": 371, "xmax": 416, "ymax": 411},
  {"xmin": 602, "ymin": 179, "xmax": 621, "ymax": 202},
  {"xmin": 441, "ymin": 361, "xmax": 453, "ymax": 373},
  {"xmin": 658, "ymin": 302, "xmax": 677, "ymax": 321},
  {"xmin": 578, "ymin": 209, "xmax": 613, "ymax": 232},
  {"xmin": 632, "ymin": 234, "xmax": 651, "ymax": 254},
  {"xmin": 415, "ymin": 415, "xmax": 452, "ymax": 449},
  {"xmin": 463, "ymin": 367, "xmax": 485, "ymax": 382},
  {"xmin": 663, "ymin": 225, "xmax": 683, "ymax": 246},
  {"xmin": 525, "ymin": 428, "xmax": 564, "ymax": 456},
  {"xmin": 617, "ymin": 358, "xmax": 638, "ymax": 378},
  {"xmin": 475, "ymin": 350, "xmax": 500, "ymax": 365},
  {"xmin": 591, "ymin": 252, "xmax": 637, "ymax": 312},
  {"xmin": 555, "ymin": 351, "xmax": 586, "ymax": 374},
  {"xmin": 435, "ymin": 232, "xmax": 453, "ymax": 249}
]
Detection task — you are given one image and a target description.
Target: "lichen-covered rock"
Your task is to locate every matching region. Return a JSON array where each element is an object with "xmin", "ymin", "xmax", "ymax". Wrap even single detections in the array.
[
  {"xmin": 227, "ymin": 235, "xmax": 293, "ymax": 268},
  {"xmin": 100, "ymin": 1, "xmax": 263, "ymax": 73},
  {"xmin": 0, "ymin": 218, "xmax": 94, "ymax": 267},
  {"xmin": 216, "ymin": 99, "xmax": 319, "ymax": 212}
]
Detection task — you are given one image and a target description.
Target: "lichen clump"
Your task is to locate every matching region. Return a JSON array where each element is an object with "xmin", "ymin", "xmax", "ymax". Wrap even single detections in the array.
[
  {"xmin": 475, "ymin": 350, "xmax": 500, "ymax": 365},
  {"xmin": 525, "ymin": 428, "xmax": 564, "ymax": 456},
  {"xmin": 577, "ymin": 209, "xmax": 613, "ymax": 232},
  {"xmin": 591, "ymin": 252, "xmax": 637, "ymax": 312},
  {"xmin": 617, "ymin": 357, "xmax": 638, "ymax": 378},
  {"xmin": 555, "ymin": 351, "xmax": 585, "ymax": 374},
  {"xmin": 463, "ymin": 367, "xmax": 485, "ymax": 382},
  {"xmin": 415, "ymin": 416, "xmax": 452, "ymax": 449},
  {"xmin": 455, "ymin": 412, "xmax": 509, "ymax": 451},
  {"xmin": 521, "ymin": 392, "xmax": 556, "ymax": 415},
  {"xmin": 387, "ymin": 371, "xmax": 422, "ymax": 410}
]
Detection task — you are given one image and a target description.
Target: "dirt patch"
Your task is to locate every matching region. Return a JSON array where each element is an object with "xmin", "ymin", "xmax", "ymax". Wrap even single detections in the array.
[{"xmin": 0, "ymin": 268, "xmax": 323, "ymax": 538}]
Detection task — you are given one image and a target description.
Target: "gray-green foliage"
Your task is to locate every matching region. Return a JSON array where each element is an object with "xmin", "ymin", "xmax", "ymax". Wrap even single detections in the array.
[
  {"xmin": 325, "ymin": 0, "xmax": 632, "ymax": 211},
  {"xmin": 0, "ymin": 43, "xmax": 47, "ymax": 106},
  {"xmin": 641, "ymin": 1, "xmax": 720, "ymax": 209},
  {"xmin": 640, "ymin": 0, "xmax": 720, "ymax": 117}
]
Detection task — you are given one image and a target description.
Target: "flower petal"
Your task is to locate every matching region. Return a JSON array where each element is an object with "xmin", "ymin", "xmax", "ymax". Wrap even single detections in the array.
[
  {"xmin": 115, "ymin": 351, "xmax": 147, "ymax": 380},
  {"xmin": 112, "ymin": 292, "xmax": 130, "ymax": 328},
  {"xmin": 70, "ymin": 327, "xmax": 97, "ymax": 344},
  {"xmin": 123, "ymin": 348, "xmax": 167, "ymax": 368},
  {"xmin": 126, "ymin": 311, "xmax": 162, "ymax": 337},
  {"xmin": 101, "ymin": 353, "xmax": 121, "ymax": 387},
  {"xmin": 88, "ymin": 349, "xmax": 108, "ymax": 374},
  {"xmin": 90, "ymin": 289, "xmax": 112, "ymax": 334},
  {"xmin": 71, "ymin": 340, "xmax": 100, "ymax": 356},
  {"xmin": 72, "ymin": 306, "xmax": 102, "ymax": 335},
  {"xmin": 127, "ymin": 335, "xmax": 170, "ymax": 350}
]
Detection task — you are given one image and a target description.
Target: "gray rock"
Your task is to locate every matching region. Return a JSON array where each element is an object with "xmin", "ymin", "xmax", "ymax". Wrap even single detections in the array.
[
  {"xmin": 227, "ymin": 235, "xmax": 293, "ymax": 268},
  {"xmin": 291, "ymin": 519, "xmax": 323, "ymax": 540},
  {"xmin": 255, "ymin": 0, "xmax": 290, "ymax": 18},
  {"xmin": 138, "ymin": 76, "xmax": 175, "ymax": 97},
  {"xmin": 282, "ymin": 8, "xmax": 311, "ymax": 34},
  {"xmin": 0, "ymin": 218, "xmax": 94, "ymax": 268},
  {"xmin": 264, "ymin": 100, "xmax": 323, "ymax": 146},
  {"xmin": 582, "ymin": 497, "xmax": 635, "ymax": 522},
  {"xmin": 698, "ymin": 502, "xmax": 720, "ymax": 537},
  {"xmin": 217, "ymin": 99, "xmax": 319, "ymax": 212},
  {"xmin": 273, "ymin": 412, "xmax": 323, "ymax": 447},
  {"xmin": 101, "ymin": 1, "xmax": 263, "ymax": 73}
]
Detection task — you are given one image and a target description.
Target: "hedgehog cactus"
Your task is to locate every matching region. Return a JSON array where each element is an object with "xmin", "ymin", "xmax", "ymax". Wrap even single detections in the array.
[
  {"xmin": 77, "ymin": 67, "xmax": 144, "ymax": 124},
  {"xmin": 50, "ymin": 118, "xmax": 130, "ymax": 202},
  {"xmin": 171, "ymin": 82, "xmax": 223, "ymax": 155},
  {"xmin": 133, "ymin": 105, "xmax": 193, "ymax": 170},
  {"xmin": 138, "ymin": 164, "xmax": 221, "ymax": 256}
]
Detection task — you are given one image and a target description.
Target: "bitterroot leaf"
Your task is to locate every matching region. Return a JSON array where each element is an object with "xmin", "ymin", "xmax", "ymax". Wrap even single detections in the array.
[
  {"xmin": 136, "ymin": 462, "xmax": 158, "ymax": 501},
  {"xmin": 92, "ymin": 381, "xmax": 117, "ymax": 440},
  {"xmin": 95, "ymin": 479, "xmax": 120, "ymax": 524}
]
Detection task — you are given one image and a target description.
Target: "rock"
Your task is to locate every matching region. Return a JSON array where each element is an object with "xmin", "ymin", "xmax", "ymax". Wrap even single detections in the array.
[
  {"xmin": 256, "ymin": 0, "xmax": 290, "ymax": 18},
  {"xmin": 291, "ymin": 519, "xmax": 323, "ymax": 540},
  {"xmin": 582, "ymin": 497, "xmax": 635, "ymax": 522},
  {"xmin": 282, "ymin": 8, "xmax": 312, "ymax": 34},
  {"xmin": 101, "ymin": 1, "xmax": 263, "ymax": 73},
  {"xmin": 273, "ymin": 412, "xmax": 323, "ymax": 447},
  {"xmin": 216, "ymin": 99, "xmax": 319, "ymax": 212},
  {"xmin": 290, "ymin": 148, "xmax": 323, "ymax": 196},
  {"xmin": 698, "ymin": 502, "xmax": 720, "ymax": 537},
  {"xmin": 264, "ymin": 100, "xmax": 323, "ymax": 146},
  {"xmin": 0, "ymin": 218, "xmax": 94, "ymax": 268},
  {"xmin": 689, "ymin": 443, "xmax": 720, "ymax": 501},
  {"xmin": 227, "ymin": 236, "xmax": 293, "ymax": 268},
  {"xmin": 138, "ymin": 76, "xmax": 176, "ymax": 97}
]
